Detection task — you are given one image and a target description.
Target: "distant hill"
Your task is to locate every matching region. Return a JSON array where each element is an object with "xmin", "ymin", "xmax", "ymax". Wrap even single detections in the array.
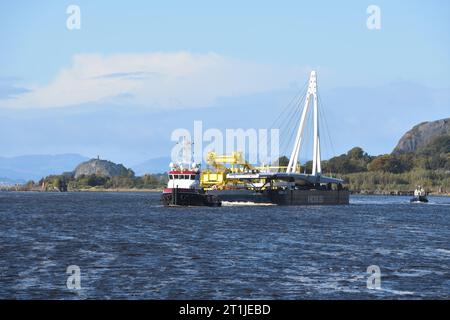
[
  {"xmin": 132, "ymin": 156, "xmax": 171, "ymax": 175},
  {"xmin": 393, "ymin": 117, "xmax": 450, "ymax": 154},
  {"xmin": 74, "ymin": 158, "xmax": 134, "ymax": 178},
  {"xmin": 0, "ymin": 176, "xmax": 25, "ymax": 186},
  {"xmin": 0, "ymin": 154, "xmax": 89, "ymax": 182},
  {"xmin": 415, "ymin": 135, "xmax": 450, "ymax": 155}
]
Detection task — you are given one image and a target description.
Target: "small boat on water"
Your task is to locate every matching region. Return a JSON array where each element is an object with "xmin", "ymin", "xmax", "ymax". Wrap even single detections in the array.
[{"xmin": 410, "ymin": 186, "xmax": 428, "ymax": 203}]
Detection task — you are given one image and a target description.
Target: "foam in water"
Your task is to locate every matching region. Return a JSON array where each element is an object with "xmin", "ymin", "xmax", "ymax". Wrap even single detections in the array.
[{"xmin": 221, "ymin": 201, "xmax": 276, "ymax": 206}]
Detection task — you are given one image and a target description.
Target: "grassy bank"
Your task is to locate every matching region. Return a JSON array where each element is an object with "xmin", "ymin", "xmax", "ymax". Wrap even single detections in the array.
[{"xmin": 340, "ymin": 169, "xmax": 449, "ymax": 194}]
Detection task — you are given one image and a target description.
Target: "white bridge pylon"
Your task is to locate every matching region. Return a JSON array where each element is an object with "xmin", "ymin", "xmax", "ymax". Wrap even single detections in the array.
[{"xmin": 286, "ymin": 70, "xmax": 322, "ymax": 175}]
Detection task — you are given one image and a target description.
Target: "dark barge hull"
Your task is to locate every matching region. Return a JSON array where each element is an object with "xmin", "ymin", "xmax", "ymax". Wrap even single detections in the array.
[
  {"xmin": 208, "ymin": 189, "xmax": 350, "ymax": 205},
  {"xmin": 207, "ymin": 189, "xmax": 271, "ymax": 203},
  {"xmin": 161, "ymin": 190, "xmax": 221, "ymax": 207},
  {"xmin": 267, "ymin": 189, "xmax": 349, "ymax": 205}
]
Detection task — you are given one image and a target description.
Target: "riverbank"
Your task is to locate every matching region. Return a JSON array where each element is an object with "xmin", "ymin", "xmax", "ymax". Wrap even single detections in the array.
[
  {"xmin": 2, "ymin": 187, "xmax": 448, "ymax": 196},
  {"xmin": 350, "ymin": 190, "xmax": 450, "ymax": 196},
  {"xmin": 341, "ymin": 170, "xmax": 449, "ymax": 196}
]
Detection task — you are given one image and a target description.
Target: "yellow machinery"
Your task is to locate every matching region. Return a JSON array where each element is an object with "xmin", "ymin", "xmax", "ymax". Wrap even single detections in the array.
[
  {"xmin": 200, "ymin": 151, "xmax": 299, "ymax": 190},
  {"xmin": 200, "ymin": 151, "xmax": 255, "ymax": 189},
  {"xmin": 207, "ymin": 151, "xmax": 254, "ymax": 172}
]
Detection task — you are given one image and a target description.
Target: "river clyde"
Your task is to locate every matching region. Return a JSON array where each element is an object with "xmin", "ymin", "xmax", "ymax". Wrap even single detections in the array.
[{"xmin": 0, "ymin": 192, "xmax": 448, "ymax": 299}]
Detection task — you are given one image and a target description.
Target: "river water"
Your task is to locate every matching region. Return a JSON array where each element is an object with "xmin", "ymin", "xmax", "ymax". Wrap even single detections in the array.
[{"xmin": 0, "ymin": 192, "xmax": 448, "ymax": 299}]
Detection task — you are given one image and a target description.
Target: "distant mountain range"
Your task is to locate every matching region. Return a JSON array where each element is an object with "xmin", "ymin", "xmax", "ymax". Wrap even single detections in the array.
[
  {"xmin": 0, "ymin": 176, "xmax": 24, "ymax": 186},
  {"xmin": 0, "ymin": 154, "xmax": 89, "ymax": 184},
  {"xmin": 0, "ymin": 153, "xmax": 170, "ymax": 185},
  {"xmin": 1, "ymin": 117, "xmax": 448, "ymax": 185}
]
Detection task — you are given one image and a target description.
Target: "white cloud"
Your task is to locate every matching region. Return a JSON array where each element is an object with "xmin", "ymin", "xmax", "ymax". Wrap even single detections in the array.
[{"xmin": 0, "ymin": 52, "xmax": 308, "ymax": 109}]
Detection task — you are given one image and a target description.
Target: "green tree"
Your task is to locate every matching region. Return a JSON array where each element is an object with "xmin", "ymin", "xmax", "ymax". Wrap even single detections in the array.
[
  {"xmin": 276, "ymin": 156, "xmax": 290, "ymax": 167},
  {"xmin": 368, "ymin": 155, "xmax": 406, "ymax": 173},
  {"xmin": 347, "ymin": 147, "xmax": 365, "ymax": 159}
]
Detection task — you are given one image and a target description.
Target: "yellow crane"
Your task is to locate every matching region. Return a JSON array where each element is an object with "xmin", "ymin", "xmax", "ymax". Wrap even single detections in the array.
[
  {"xmin": 200, "ymin": 151, "xmax": 301, "ymax": 190},
  {"xmin": 201, "ymin": 151, "xmax": 255, "ymax": 189}
]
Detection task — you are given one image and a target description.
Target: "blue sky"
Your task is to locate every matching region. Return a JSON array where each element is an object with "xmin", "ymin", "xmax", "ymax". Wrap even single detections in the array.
[{"xmin": 0, "ymin": 0, "xmax": 449, "ymax": 166}]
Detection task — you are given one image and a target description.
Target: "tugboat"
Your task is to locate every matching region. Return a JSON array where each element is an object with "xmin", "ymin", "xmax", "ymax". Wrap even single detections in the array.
[
  {"xmin": 160, "ymin": 163, "xmax": 221, "ymax": 207},
  {"xmin": 410, "ymin": 185, "xmax": 428, "ymax": 203},
  {"xmin": 160, "ymin": 140, "xmax": 221, "ymax": 207}
]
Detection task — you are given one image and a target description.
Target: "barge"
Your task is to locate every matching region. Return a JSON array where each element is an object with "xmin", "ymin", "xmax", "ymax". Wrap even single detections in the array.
[{"xmin": 161, "ymin": 71, "xmax": 350, "ymax": 206}]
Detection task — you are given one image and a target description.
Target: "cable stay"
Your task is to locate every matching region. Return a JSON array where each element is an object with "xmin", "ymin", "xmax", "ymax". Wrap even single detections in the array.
[{"xmin": 227, "ymin": 71, "xmax": 344, "ymax": 186}]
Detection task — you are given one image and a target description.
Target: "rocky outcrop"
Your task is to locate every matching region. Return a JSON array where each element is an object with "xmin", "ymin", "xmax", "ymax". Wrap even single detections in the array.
[
  {"xmin": 392, "ymin": 118, "xmax": 450, "ymax": 154},
  {"xmin": 74, "ymin": 159, "xmax": 133, "ymax": 178}
]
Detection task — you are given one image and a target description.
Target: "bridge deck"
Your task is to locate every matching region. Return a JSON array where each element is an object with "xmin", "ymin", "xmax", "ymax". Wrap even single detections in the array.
[{"xmin": 226, "ymin": 172, "xmax": 344, "ymax": 185}]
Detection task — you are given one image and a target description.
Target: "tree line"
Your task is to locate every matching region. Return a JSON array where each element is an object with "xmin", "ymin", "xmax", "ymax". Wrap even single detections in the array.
[
  {"xmin": 18, "ymin": 134, "xmax": 450, "ymax": 193},
  {"xmin": 278, "ymin": 135, "xmax": 450, "ymax": 193},
  {"xmin": 23, "ymin": 172, "xmax": 168, "ymax": 192}
]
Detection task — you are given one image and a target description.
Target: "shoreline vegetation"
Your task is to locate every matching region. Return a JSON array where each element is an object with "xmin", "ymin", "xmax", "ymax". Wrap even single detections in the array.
[
  {"xmin": 6, "ymin": 173, "xmax": 169, "ymax": 193},
  {"xmin": 1, "ymin": 135, "xmax": 449, "ymax": 195},
  {"xmin": 1, "ymin": 188, "xmax": 449, "ymax": 196},
  {"xmin": 1, "ymin": 190, "xmax": 449, "ymax": 196}
]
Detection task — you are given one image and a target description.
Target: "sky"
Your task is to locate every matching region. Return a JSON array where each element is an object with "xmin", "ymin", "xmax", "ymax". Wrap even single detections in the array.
[{"xmin": 0, "ymin": 0, "xmax": 449, "ymax": 166}]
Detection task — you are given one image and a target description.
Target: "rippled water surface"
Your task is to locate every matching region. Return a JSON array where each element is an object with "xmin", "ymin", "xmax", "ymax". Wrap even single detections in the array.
[{"xmin": 0, "ymin": 192, "xmax": 449, "ymax": 299}]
